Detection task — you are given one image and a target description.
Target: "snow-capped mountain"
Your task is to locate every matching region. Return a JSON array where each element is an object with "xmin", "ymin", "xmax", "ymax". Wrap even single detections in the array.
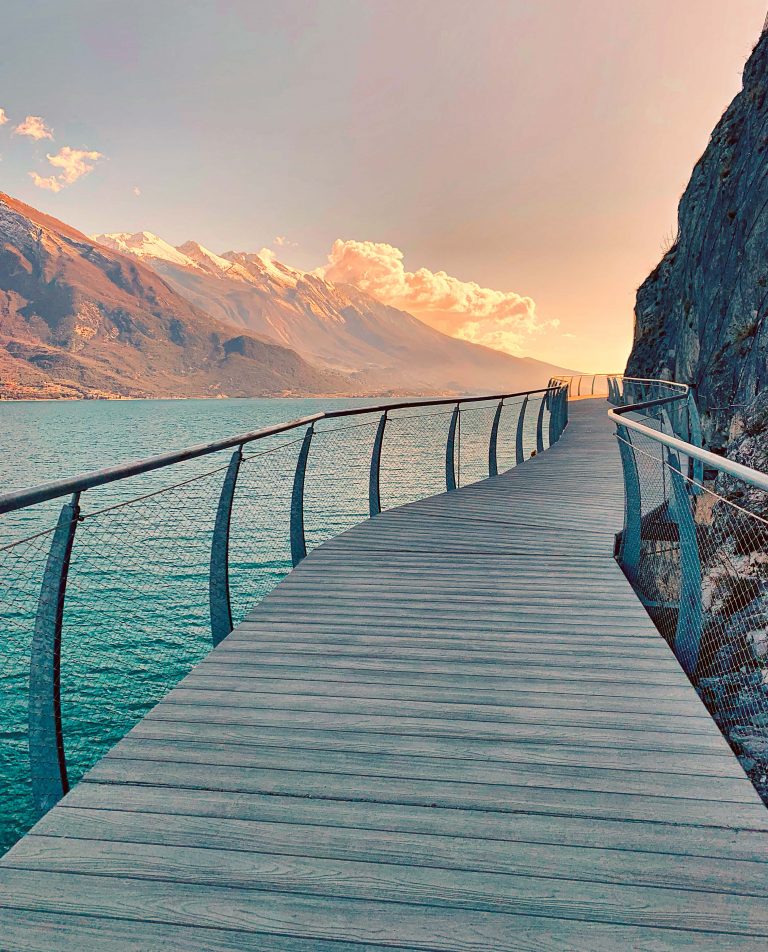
[
  {"xmin": 0, "ymin": 196, "xmax": 352, "ymax": 399},
  {"xmin": 92, "ymin": 231, "xmax": 571, "ymax": 392}
]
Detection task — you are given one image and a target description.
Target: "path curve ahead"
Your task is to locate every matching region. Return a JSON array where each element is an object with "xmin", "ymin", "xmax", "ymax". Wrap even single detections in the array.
[{"xmin": 1, "ymin": 400, "xmax": 767, "ymax": 950}]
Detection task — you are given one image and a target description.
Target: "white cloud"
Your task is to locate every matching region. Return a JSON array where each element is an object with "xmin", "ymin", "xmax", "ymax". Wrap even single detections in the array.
[
  {"xmin": 563, "ymin": 332, "xmax": 576, "ymax": 339},
  {"xmin": 29, "ymin": 173, "xmax": 63, "ymax": 192},
  {"xmin": 273, "ymin": 235, "xmax": 297, "ymax": 248},
  {"xmin": 317, "ymin": 238, "xmax": 548, "ymax": 355},
  {"xmin": 29, "ymin": 146, "xmax": 104, "ymax": 192},
  {"xmin": 133, "ymin": 186, "xmax": 141, "ymax": 196},
  {"xmin": 14, "ymin": 115, "xmax": 53, "ymax": 140},
  {"xmin": 0, "ymin": 108, "xmax": 8, "ymax": 126}
]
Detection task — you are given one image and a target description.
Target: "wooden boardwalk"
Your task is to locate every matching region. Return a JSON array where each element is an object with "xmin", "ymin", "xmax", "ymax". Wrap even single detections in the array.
[{"xmin": 1, "ymin": 399, "xmax": 767, "ymax": 949}]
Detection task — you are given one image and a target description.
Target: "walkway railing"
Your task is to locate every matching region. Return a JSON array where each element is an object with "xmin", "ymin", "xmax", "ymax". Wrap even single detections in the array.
[
  {"xmin": 549, "ymin": 373, "xmax": 621, "ymax": 398},
  {"xmin": 608, "ymin": 375, "xmax": 768, "ymax": 804},
  {"xmin": 0, "ymin": 384, "xmax": 567, "ymax": 850}
]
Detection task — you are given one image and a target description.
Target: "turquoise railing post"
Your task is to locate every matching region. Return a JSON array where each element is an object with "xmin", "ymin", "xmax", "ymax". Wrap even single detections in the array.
[
  {"xmin": 29, "ymin": 492, "xmax": 80, "ymax": 816},
  {"xmin": 667, "ymin": 452, "xmax": 703, "ymax": 675},
  {"xmin": 368, "ymin": 411, "xmax": 387, "ymax": 517},
  {"xmin": 535, "ymin": 396, "xmax": 546, "ymax": 453},
  {"xmin": 515, "ymin": 395, "xmax": 528, "ymax": 465},
  {"xmin": 558, "ymin": 386, "xmax": 568, "ymax": 439},
  {"xmin": 686, "ymin": 390, "xmax": 704, "ymax": 490},
  {"xmin": 548, "ymin": 390, "xmax": 561, "ymax": 446},
  {"xmin": 209, "ymin": 447, "xmax": 242, "ymax": 647},
  {"xmin": 488, "ymin": 399, "xmax": 503, "ymax": 477},
  {"xmin": 446, "ymin": 404, "xmax": 459, "ymax": 491},
  {"xmin": 290, "ymin": 424, "xmax": 314, "ymax": 566},
  {"xmin": 615, "ymin": 426, "xmax": 641, "ymax": 583}
]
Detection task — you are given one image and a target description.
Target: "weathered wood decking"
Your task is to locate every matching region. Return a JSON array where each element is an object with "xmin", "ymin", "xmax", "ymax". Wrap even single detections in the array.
[{"xmin": 1, "ymin": 399, "xmax": 767, "ymax": 950}]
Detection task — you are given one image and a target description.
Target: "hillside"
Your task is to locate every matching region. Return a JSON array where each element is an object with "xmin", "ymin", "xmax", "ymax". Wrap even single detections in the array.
[{"xmin": 0, "ymin": 194, "xmax": 354, "ymax": 399}]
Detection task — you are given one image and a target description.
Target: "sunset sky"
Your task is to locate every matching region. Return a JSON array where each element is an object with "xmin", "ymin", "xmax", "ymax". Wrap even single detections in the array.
[{"xmin": 1, "ymin": 0, "xmax": 766, "ymax": 371}]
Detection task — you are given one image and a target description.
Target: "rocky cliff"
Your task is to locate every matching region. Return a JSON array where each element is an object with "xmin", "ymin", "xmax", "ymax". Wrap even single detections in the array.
[{"xmin": 626, "ymin": 29, "xmax": 768, "ymax": 454}]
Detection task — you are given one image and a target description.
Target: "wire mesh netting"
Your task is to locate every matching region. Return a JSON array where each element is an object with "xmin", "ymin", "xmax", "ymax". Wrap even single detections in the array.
[{"xmin": 616, "ymin": 414, "xmax": 768, "ymax": 804}]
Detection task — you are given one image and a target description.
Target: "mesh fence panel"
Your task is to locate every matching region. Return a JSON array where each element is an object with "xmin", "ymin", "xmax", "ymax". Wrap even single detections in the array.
[
  {"xmin": 455, "ymin": 403, "xmax": 496, "ymax": 487},
  {"xmin": 0, "ymin": 528, "xmax": 55, "ymax": 852},
  {"xmin": 617, "ymin": 424, "xmax": 768, "ymax": 805},
  {"xmin": 379, "ymin": 408, "xmax": 453, "ymax": 509},
  {"xmin": 229, "ymin": 438, "xmax": 302, "ymax": 621},
  {"xmin": 496, "ymin": 398, "xmax": 525, "ymax": 472},
  {"xmin": 304, "ymin": 417, "xmax": 379, "ymax": 551}
]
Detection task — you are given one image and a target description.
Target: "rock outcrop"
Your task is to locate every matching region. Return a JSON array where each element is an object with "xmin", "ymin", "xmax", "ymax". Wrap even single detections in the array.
[{"xmin": 626, "ymin": 29, "xmax": 768, "ymax": 454}]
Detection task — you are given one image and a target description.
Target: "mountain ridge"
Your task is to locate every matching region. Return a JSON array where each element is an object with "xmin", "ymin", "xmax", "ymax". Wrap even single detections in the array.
[
  {"xmin": 0, "ymin": 192, "xmax": 573, "ymax": 399},
  {"xmin": 93, "ymin": 229, "xmax": 573, "ymax": 392},
  {"xmin": 0, "ymin": 193, "xmax": 354, "ymax": 399}
]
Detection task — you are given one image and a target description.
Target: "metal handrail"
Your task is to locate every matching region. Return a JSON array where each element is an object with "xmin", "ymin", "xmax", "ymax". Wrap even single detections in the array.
[
  {"xmin": 0, "ymin": 387, "xmax": 559, "ymax": 516},
  {"xmin": 608, "ymin": 397, "xmax": 768, "ymax": 493}
]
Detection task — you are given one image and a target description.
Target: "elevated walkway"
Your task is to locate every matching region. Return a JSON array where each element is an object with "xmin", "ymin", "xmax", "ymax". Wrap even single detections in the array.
[{"xmin": 1, "ymin": 400, "xmax": 767, "ymax": 949}]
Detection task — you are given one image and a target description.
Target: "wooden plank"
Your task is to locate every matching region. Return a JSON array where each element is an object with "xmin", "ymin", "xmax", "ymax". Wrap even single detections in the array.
[
  {"xmin": 5, "ymin": 836, "xmax": 768, "ymax": 934},
  {"xmin": 157, "ymin": 687, "xmax": 717, "ymax": 732},
  {"xmin": 0, "ymin": 870, "xmax": 759, "ymax": 951},
  {"xmin": 81, "ymin": 759, "xmax": 768, "ymax": 828},
  {"xmin": 28, "ymin": 806, "xmax": 768, "ymax": 897},
  {"xmin": 127, "ymin": 719, "xmax": 747, "ymax": 778},
  {"xmin": 63, "ymin": 782, "xmax": 768, "ymax": 861},
  {"xmin": 104, "ymin": 737, "xmax": 754, "ymax": 802}
]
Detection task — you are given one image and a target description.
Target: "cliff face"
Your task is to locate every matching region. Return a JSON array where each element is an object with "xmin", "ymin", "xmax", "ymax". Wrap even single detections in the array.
[{"xmin": 626, "ymin": 30, "xmax": 768, "ymax": 453}]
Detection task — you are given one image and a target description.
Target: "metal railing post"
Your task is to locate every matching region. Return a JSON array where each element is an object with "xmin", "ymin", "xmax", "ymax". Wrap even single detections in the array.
[
  {"xmin": 290, "ymin": 424, "xmax": 314, "ymax": 566},
  {"xmin": 548, "ymin": 394, "xmax": 557, "ymax": 446},
  {"xmin": 558, "ymin": 386, "xmax": 568, "ymax": 439},
  {"xmin": 29, "ymin": 492, "xmax": 80, "ymax": 816},
  {"xmin": 667, "ymin": 453, "xmax": 703, "ymax": 675},
  {"xmin": 686, "ymin": 390, "xmax": 704, "ymax": 490},
  {"xmin": 488, "ymin": 399, "xmax": 503, "ymax": 477},
  {"xmin": 536, "ymin": 396, "xmax": 546, "ymax": 453},
  {"xmin": 615, "ymin": 426, "xmax": 641, "ymax": 583},
  {"xmin": 368, "ymin": 411, "xmax": 387, "ymax": 516},
  {"xmin": 515, "ymin": 395, "xmax": 528, "ymax": 465},
  {"xmin": 209, "ymin": 447, "xmax": 242, "ymax": 646},
  {"xmin": 446, "ymin": 404, "xmax": 459, "ymax": 491}
]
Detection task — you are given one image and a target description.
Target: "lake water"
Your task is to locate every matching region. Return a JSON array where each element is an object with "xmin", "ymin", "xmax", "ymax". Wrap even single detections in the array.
[{"xmin": 0, "ymin": 395, "xmax": 548, "ymax": 852}]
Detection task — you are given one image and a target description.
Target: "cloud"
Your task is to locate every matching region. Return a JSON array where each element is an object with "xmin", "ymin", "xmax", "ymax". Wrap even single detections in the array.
[
  {"xmin": 273, "ymin": 235, "xmax": 297, "ymax": 248},
  {"xmin": 29, "ymin": 173, "xmax": 63, "ymax": 192},
  {"xmin": 317, "ymin": 238, "xmax": 547, "ymax": 355},
  {"xmin": 14, "ymin": 115, "xmax": 53, "ymax": 140},
  {"xmin": 563, "ymin": 332, "xmax": 576, "ymax": 339},
  {"xmin": 132, "ymin": 186, "xmax": 141, "ymax": 196},
  {"xmin": 29, "ymin": 146, "xmax": 104, "ymax": 192},
  {"xmin": 0, "ymin": 108, "xmax": 8, "ymax": 126}
]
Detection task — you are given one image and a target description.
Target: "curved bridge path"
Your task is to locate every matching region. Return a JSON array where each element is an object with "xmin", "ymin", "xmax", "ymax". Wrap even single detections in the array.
[{"xmin": 2, "ymin": 400, "xmax": 768, "ymax": 950}]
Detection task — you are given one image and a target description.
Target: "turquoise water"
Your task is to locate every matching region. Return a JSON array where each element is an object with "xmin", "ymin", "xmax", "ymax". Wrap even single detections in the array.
[{"xmin": 0, "ymin": 395, "xmax": 547, "ymax": 852}]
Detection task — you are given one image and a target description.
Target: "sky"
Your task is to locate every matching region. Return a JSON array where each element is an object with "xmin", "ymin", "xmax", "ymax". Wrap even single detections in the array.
[{"xmin": 1, "ymin": 0, "xmax": 766, "ymax": 371}]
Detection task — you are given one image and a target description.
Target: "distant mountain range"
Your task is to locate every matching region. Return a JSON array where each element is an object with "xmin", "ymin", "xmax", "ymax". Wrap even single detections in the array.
[{"xmin": 0, "ymin": 192, "xmax": 572, "ymax": 399}]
